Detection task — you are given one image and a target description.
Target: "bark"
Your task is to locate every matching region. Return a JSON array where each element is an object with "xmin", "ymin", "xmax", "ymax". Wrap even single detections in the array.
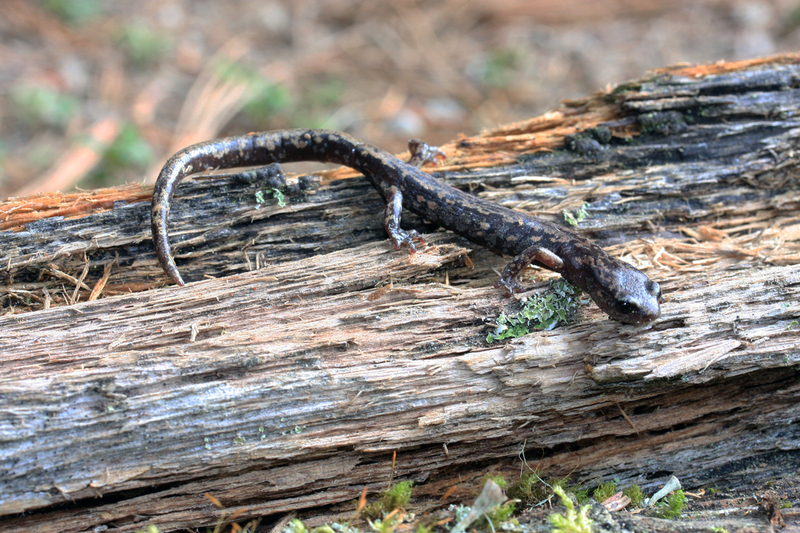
[{"xmin": 1, "ymin": 54, "xmax": 799, "ymax": 532}]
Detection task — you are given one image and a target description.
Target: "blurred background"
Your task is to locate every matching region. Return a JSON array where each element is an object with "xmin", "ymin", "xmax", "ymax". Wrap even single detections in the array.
[{"xmin": 2, "ymin": 0, "xmax": 800, "ymax": 198}]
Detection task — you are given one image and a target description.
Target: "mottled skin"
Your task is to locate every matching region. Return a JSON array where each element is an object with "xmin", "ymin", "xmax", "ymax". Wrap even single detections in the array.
[{"xmin": 152, "ymin": 129, "xmax": 663, "ymax": 323}]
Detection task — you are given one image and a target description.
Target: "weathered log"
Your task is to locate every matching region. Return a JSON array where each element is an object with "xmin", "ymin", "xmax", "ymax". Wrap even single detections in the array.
[{"xmin": 1, "ymin": 54, "xmax": 799, "ymax": 532}]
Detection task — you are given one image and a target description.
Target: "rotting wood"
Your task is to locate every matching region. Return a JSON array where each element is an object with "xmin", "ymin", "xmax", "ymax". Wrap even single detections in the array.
[{"xmin": 1, "ymin": 54, "xmax": 800, "ymax": 532}]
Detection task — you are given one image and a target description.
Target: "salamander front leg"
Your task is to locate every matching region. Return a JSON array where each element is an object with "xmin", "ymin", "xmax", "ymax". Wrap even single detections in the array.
[
  {"xmin": 384, "ymin": 185, "xmax": 425, "ymax": 253},
  {"xmin": 495, "ymin": 245, "xmax": 564, "ymax": 295},
  {"xmin": 407, "ymin": 139, "xmax": 446, "ymax": 167}
]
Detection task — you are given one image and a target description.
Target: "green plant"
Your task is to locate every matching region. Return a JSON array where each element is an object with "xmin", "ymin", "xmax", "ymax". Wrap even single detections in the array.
[
  {"xmin": 10, "ymin": 83, "xmax": 78, "ymax": 128},
  {"xmin": 654, "ymin": 489, "xmax": 685, "ymax": 519},
  {"xmin": 135, "ymin": 526, "xmax": 160, "ymax": 533},
  {"xmin": 43, "ymin": 0, "xmax": 101, "ymax": 24},
  {"xmin": 482, "ymin": 473, "xmax": 508, "ymax": 489},
  {"xmin": 573, "ymin": 488, "xmax": 591, "ymax": 505},
  {"xmin": 563, "ymin": 202, "xmax": 590, "ymax": 227},
  {"xmin": 306, "ymin": 77, "xmax": 346, "ymax": 108},
  {"xmin": 361, "ymin": 481, "xmax": 413, "ymax": 519},
  {"xmin": 476, "ymin": 47, "xmax": 522, "ymax": 89},
  {"xmin": 592, "ymin": 482, "xmax": 617, "ymax": 503},
  {"xmin": 487, "ymin": 279, "xmax": 582, "ymax": 341},
  {"xmin": 548, "ymin": 485, "xmax": 593, "ymax": 533},
  {"xmin": 622, "ymin": 485, "xmax": 645, "ymax": 508},
  {"xmin": 284, "ymin": 519, "xmax": 309, "ymax": 533},
  {"xmin": 104, "ymin": 123, "xmax": 154, "ymax": 169},
  {"xmin": 414, "ymin": 524, "xmax": 434, "ymax": 533},
  {"xmin": 86, "ymin": 123, "xmax": 154, "ymax": 186},
  {"xmin": 118, "ymin": 25, "xmax": 172, "ymax": 66},
  {"xmin": 381, "ymin": 480, "xmax": 413, "ymax": 511},
  {"xmin": 367, "ymin": 514, "xmax": 401, "ymax": 533},
  {"xmin": 480, "ymin": 501, "xmax": 517, "ymax": 530},
  {"xmin": 508, "ymin": 472, "xmax": 548, "ymax": 504},
  {"xmin": 255, "ymin": 188, "xmax": 286, "ymax": 207},
  {"xmin": 212, "ymin": 60, "xmax": 292, "ymax": 124}
]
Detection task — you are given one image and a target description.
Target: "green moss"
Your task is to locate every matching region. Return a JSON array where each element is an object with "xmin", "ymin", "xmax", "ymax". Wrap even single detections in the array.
[
  {"xmin": 118, "ymin": 25, "xmax": 172, "ymax": 66},
  {"xmin": 654, "ymin": 489, "xmax": 685, "ymax": 519},
  {"xmin": 211, "ymin": 59, "xmax": 292, "ymax": 125},
  {"xmin": 572, "ymin": 488, "xmax": 591, "ymax": 505},
  {"xmin": 639, "ymin": 111, "xmax": 687, "ymax": 136},
  {"xmin": 548, "ymin": 485, "xmax": 593, "ymax": 533},
  {"xmin": 82, "ymin": 122, "xmax": 154, "ymax": 187},
  {"xmin": 482, "ymin": 473, "xmax": 508, "ymax": 489},
  {"xmin": 367, "ymin": 515, "xmax": 402, "ymax": 533},
  {"xmin": 10, "ymin": 83, "xmax": 78, "ymax": 128},
  {"xmin": 622, "ymin": 485, "xmax": 645, "ymax": 508},
  {"xmin": 592, "ymin": 482, "xmax": 617, "ymax": 503},
  {"xmin": 415, "ymin": 524, "xmax": 434, "ymax": 533},
  {"xmin": 134, "ymin": 526, "xmax": 161, "ymax": 533},
  {"xmin": 707, "ymin": 486, "xmax": 720, "ymax": 495},
  {"xmin": 609, "ymin": 81, "xmax": 642, "ymax": 97},
  {"xmin": 487, "ymin": 279, "xmax": 582, "ymax": 342},
  {"xmin": 508, "ymin": 472, "xmax": 549, "ymax": 504},
  {"xmin": 255, "ymin": 188, "xmax": 286, "ymax": 207},
  {"xmin": 477, "ymin": 47, "xmax": 523, "ymax": 89},
  {"xmin": 284, "ymin": 519, "xmax": 309, "ymax": 533},
  {"xmin": 382, "ymin": 480, "xmax": 413, "ymax": 510},
  {"xmin": 43, "ymin": 0, "xmax": 102, "ymax": 24},
  {"xmin": 480, "ymin": 501, "xmax": 517, "ymax": 529},
  {"xmin": 563, "ymin": 202, "xmax": 590, "ymax": 227},
  {"xmin": 361, "ymin": 480, "xmax": 414, "ymax": 519},
  {"xmin": 307, "ymin": 77, "xmax": 347, "ymax": 108}
]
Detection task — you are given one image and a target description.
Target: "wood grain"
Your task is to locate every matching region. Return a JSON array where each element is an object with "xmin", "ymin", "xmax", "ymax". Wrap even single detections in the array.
[{"xmin": 2, "ymin": 54, "xmax": 800, "ymax": 532}]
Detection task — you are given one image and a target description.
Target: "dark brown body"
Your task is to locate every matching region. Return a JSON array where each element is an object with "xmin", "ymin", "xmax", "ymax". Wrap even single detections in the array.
[{"xmin": 152, "ymin": 129, "xmax": 663, "ymax": 323}]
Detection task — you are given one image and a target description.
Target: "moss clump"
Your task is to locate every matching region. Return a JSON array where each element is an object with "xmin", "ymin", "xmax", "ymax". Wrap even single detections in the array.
[
  {"xmin": 481, "ymin": 473, "xmax": 508, "ymax": 489},
  {"xmin": 284, "ymin": 519, "xmax": 309, "ymax": 533},
  {"xmin": 654, "ymin": 489, "xmax": 685, "ymax": 519},
  {"xmin": 548, "ymin": 485, "xmax": 593, "ymax": 533},
  {"xmin": 481, "ymin": 500, "xmax": 517, "ymax": 529},
  {"xmin": 592, "ymin": 482, "xmax": 617, "ymax": 503},
  {"xmin": 572, "ymin": 487, "xmax": 591, "ymax": 506},
  {"xmin": 508, "ymin": 472, "xmax": 549, "ymax": 504},
  {"xmin": 549, "ymin": 477, "xmax": 590, "ymax": 505},
  {"xmin": 134, "ymin": 526, "xmax": 161, "ymax": 533},
  {"xmin": 415, "ymin": 524, "xmax": 434, "ymax": 533},
  {"xmin": 622, "ymin": 485, "xmax": 645, "ymax": 508},
  {"xmin": 361, "ymin": 480, "xmax": 414, "ymax": 519}
]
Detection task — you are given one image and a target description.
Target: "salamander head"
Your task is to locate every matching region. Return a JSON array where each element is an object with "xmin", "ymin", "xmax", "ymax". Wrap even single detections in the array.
[{"xmin": 583, "ymin": 258, "xmax": 664, "ymax": 324}]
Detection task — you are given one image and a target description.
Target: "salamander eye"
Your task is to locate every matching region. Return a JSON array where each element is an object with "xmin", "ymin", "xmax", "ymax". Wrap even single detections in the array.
[
  {"xmin": 646, "ymin": 280, "xmax": 663, "ymax": 302},
  {"xmin": 615, "ymin": 300, "xmax": 639, "ymax": 315}
]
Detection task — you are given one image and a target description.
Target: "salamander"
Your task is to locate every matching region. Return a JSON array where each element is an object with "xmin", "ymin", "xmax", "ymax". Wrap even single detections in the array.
[{"xmin": 151, "ymin": 129, "xmax": 664, "ymax": 324}]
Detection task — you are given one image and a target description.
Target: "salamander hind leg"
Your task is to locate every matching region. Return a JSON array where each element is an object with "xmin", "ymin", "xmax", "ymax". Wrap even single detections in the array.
[
  {"xmin": 495, "ymin": 245, "xmax": 565, "ymax": 295},
  {"xmin": 383, "ymin": 185, "xmax": 425, "ymax": 253}
]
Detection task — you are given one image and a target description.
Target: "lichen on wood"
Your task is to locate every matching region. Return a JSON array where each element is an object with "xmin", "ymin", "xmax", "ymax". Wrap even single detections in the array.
[{"xmin": 1, "ymin": 54, "xmax": 800, "ymax": 532}]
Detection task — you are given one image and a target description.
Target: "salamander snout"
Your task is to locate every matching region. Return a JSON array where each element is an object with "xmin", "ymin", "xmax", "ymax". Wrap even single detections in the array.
[{"xmin": 589, "ymin": 267, "xmax": 664, "ymax": 324}]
